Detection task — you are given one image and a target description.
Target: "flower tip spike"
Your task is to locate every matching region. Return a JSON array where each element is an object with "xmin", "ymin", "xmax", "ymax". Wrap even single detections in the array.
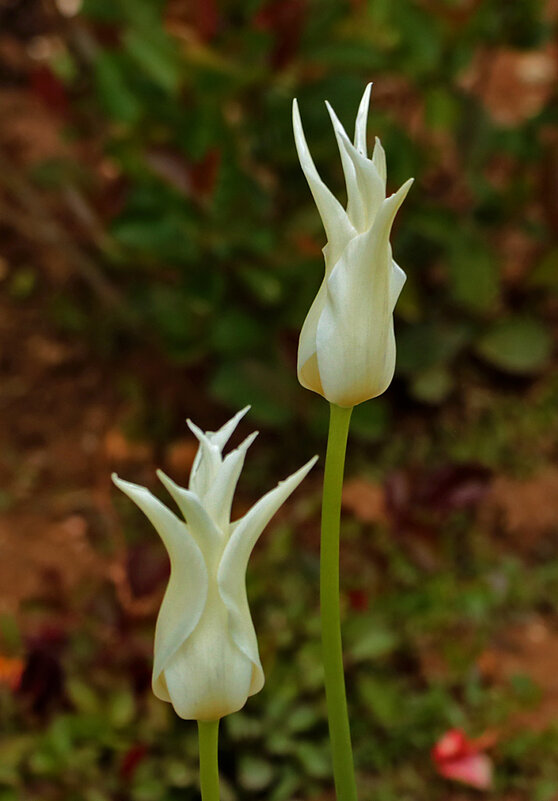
[
  {"xmin": 324, "ymin": 99, "xmax": 349, "ymax": 140},
  {"xmin": 354, "ymin": 82, "xmax": 373, "ymax": 156},
  {"xmin": 397, "ymin": 176, "xmax": 414, "ymax": 200},
  {"xmin": 385, "ymin": 177, "xmax": 413, "ymax": 212},
  {"xmin": 292, "ymin": 95, "xmax": 353, "ymax": 257},
  {"xmin": 186, "ymin": 417, "xmax": 204, "ymax": 441},
  {"xmin": 210, "ymin": 406, "xmax": 252, "ymax": 452}
]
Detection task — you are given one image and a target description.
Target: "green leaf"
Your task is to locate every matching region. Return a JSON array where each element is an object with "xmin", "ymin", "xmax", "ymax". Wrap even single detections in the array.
[
  {"xmin": 529, "ymin": 249, "xmax": 558, "ymax": 290},
  {"xmin": 286, "ymin": 705, "xmax": 319, "ymax": 734},
  {"xmin": 238, "ymin": 755, "xmax": 275, "ymax": 791},
  {"xmin": 476, "ymin": 318, "xmax": 552, "ymax": 374},
  {"xmin": 239, "ymin": 268, "xmax": 283, "ymax": 306},
  {"xmin": 295, "ymin": 742, "xmax": 331, "ymax": 779},
  {"xmin": 67, "ymin": 679, "xmax": 101, "ymax": 714},
  {"xmin": 349, "ymin": 625, "xmax": 399, "ymax": 662},
  {"xmin": 0, "ymin": 614, "xmax": 21, "ymax": 652},
  {"xmin": 94, "ymin": 52, "xmax": 141, "ymax": 124},
  {"xmin": 448, "ymin": 235, "xmax": 499, "ymax": 313},
  {"xmin": 123, "ymin": 28, "xmax": 181, "ymax": 94},
  {"xmin": 425, "ymin": 88, "xmax": 460, "ymax": 131},
  {"xmin": 210, "ymin": 361, "xmax": 295, "ymax": 427},
  {"xmin": 350, "ymin": 401, "xmax": 388, "ymax": 441},
  {"xmin": 210, "ymin": 311, "xmax": 262, "ymax": 355},
  {"xmin": 108, "ymin": 689, "xmax": 135, "ymax": 728},
  {"xmin": 397, "ymin": 322, "xmax": 470, "ymax": 374},
  {"xmin": 358, "ymin": 676, "xmax": 405, "ymax": 728},
  {"xmin": 410, "ymin": 365, "xmax": 454, "ymax": 404}
]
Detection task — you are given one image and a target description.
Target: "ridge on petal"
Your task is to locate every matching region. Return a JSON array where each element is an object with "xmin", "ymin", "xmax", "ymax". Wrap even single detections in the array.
[
  {"xmin": 203, "ymin": 431, "xmax": 259, "ymax": 534},
  {"xmin": 372, "ymin": 137, "xmax": 387, "ymax": 187},
  {"xmin": 156, "ymin": 470, "xmax": 224, "ymax": 561},
  {"xmin": 187, "ymin": 419, "xmax": 222, "ymax": 497}
]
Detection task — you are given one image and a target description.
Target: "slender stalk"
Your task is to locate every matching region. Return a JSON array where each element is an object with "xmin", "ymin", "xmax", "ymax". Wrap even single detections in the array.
[
  {"xmin": 321, "ymin": 403, "xmax": 356, "ymax": 801},
  {"xmin": 198, "ymin": 720, "xmax": 220, "ymax": 801}
]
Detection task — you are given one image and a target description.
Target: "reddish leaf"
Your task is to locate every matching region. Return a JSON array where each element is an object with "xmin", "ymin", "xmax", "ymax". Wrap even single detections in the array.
[
  {"xmin": 195, "ymin": 0, "xmax": 219, "ymax": 42},
  {"xmin": 120, "ymin": 743, "xmax": 148, "ymax": 780},
  {"xmin": 253, "ymin": 0, "xmax": 307, "ymax": 69},
  {"xmin": 347, "ymin": 589, "xmax": 369, "ymax": 612},
  {"xmin": 28, "ymin": 66, "xmax": 69, "ymax": 114}
]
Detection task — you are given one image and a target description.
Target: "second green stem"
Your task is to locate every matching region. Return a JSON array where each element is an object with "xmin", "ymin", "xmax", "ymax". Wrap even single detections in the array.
[
  {"xmin": 321, "ymin": 402, "xmax": 356, "ymax": 801},
  {"xmin": 198, "ymin": 719, "xmax": 220, "ymax": 801}
]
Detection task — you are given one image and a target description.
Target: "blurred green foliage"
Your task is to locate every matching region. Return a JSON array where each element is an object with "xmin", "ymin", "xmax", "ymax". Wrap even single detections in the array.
[
  {"xmin": 3, "ymin": 0, "xmax": 558, "ymax": 798},
  {"xmin": 3, "ymin": 517, "xmax": 558, "ymax": 800},
  {"xmin": 37, "ymin": 0, "xmax": 556, "ymax": 430}
]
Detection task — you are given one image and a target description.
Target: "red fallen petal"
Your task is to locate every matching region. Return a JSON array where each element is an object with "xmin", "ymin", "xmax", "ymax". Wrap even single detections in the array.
[
  {"xmin": 432, "ymin": 728, "xmax": 473, "ymax": 762},
  {"xmin": 436, "ymin": 753, "xmax": 493, "ymax": 790}
]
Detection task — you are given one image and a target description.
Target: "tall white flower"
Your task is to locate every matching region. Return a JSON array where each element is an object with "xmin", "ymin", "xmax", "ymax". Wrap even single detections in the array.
[
  {"xmin": 293, "ymin": 83, "xmax": 413, "ymax": 408},
  {"xmin": 112, "ymin": 407, "xmax": 316, "ymax": 721}
]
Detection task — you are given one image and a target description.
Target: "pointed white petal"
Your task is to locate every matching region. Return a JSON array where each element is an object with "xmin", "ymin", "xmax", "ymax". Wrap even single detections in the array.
[
  {"xmin": 112, "ymin": 474, "xmax": 208, "ymax": 698},
  {"xmin": 293, "ymin": 99, "xmax": 355, "ymax": 263},
  {"xmin": 372, "ymin": 137, "xmax": 387, "ymax": 187},
  {"xmin": 217, "ymin": 456, "xmax": 318, "ymax": 692},
  {"xmin": 208, "ymin": 406, "xmax": 250, "ymax": 452},
  {"xmin": 326, "ymin": 101, "xmax": 385, "ymax": 231},
  {"xmin": 156, "ymin": 470, "xmax": 223, "ymax": 564},
  {"xmin": 354, "ymin": 82, "xmax": 373, "ymax": 156},
  {"xmin": 203, "ymin": 432, "xmax": 259, "ymax": 533},
  {"xmin": 325, "ymin": 100, "xmax": 365, "ymax": 231}
]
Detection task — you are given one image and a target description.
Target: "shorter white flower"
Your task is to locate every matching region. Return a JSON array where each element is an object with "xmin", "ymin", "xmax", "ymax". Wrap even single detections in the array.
[
  {"xmin": 293, "ymin": 83, "xmax": 413, "ymax": 407},
  {"xmin": 113, "ymin": 407, "xmax": 317, "ymax": 721}
]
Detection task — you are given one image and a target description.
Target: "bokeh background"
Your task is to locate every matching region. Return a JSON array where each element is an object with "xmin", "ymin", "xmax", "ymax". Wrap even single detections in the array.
[{"xmin": 1, "ymin": 0, "xmax": 558, "ymax": 798}]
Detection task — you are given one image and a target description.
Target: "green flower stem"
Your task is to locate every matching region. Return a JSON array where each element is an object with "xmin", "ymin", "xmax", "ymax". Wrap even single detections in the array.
[
  {"xmin": 321, "ymin": 403, "xmax": 356, "ymax": 801},
  {"xmin": 198, "ymin": 720, "xmax": 220, "ymax": 801}
]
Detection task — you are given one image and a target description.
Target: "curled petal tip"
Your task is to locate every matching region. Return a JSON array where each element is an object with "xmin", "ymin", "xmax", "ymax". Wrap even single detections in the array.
[{"xmin": 112, "ymin": 472, "xmax": 133, "ymax": 490}]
